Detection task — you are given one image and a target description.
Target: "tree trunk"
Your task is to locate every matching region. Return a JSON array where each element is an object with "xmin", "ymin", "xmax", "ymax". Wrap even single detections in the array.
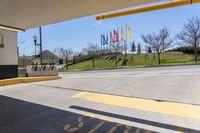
[
  {"xmin": 194, "ymin": 48, "xmax": 198, "ymax": 63},
  {"xmin": 157, "ymin": 52, "xmax": 161, "ymax": 65},
  {"xmin": 92, "ymin": 59, "xmax": 95, "ymax": 69},
  {"xmin": 65, "ymin": 57, "xmax": 68, "ymax": 70},
  {"xmin": 195, "ymin": 54, "xmax": 198, "ymax": 63},
  {"xmin": 124, "ymin": 53, "xmax": 127, "ymax": 66}
]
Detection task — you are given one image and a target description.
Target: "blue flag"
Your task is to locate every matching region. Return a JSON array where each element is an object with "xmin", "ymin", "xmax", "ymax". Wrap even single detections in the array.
[{"xmin": 101, "ymin": 34, "xmax": 108, "ymax": 45}]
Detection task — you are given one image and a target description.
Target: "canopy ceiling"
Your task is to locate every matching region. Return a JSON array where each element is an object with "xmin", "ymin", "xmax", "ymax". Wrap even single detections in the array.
[{"xmin": 0, "ymin": 0, "xmax": 158, "ymax": 30}]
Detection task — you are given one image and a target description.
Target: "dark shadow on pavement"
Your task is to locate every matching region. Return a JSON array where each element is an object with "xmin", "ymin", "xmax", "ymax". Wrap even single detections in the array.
[
  {"xmin": 69, "ymin": 105, "xmax": 200, "ymax": 133},
  {"xmin": 0, "ymin": 95, "xmax": 156, "ymax": 133}
]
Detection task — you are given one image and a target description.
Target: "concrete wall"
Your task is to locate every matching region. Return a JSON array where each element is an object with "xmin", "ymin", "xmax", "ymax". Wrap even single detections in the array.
[{"xmin": 0, "ymin": 29, "xmax": 18, "ymax": 79}]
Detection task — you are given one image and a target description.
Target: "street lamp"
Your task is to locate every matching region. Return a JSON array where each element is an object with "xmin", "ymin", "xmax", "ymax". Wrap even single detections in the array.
[
  {"xmin": 33, "ymin": 27, "xmax": 43, "ymax": 65},
  {"xmin": 33, "ymin": 34, "xmax": 37, "ymax": 44},
  {"xmin": 33, "ymin": 34, "xmax": 37, "ymax": 55}
]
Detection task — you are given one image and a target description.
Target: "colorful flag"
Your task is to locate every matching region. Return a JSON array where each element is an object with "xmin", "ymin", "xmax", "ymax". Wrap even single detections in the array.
[
  {"xmin": 101, "ymin": 33, "xmax": 108, "ymax": 46},
  {"xmin": 110, "ymin": 30, "xmax": 114, "ymax": 45},
  {"xmin": 126, "ymin": 25, "xmax": 131, "ymax": 40},
  {"xmin": 121, "ymin": 26, "xmax": 125, "ymax": 41},
  {"xmin": 101, "ymin": 34, "xmax": 105, "ymax": 45},
  {"xmin": 106, "ymin": 32, "xmax": 108, "ymax": 45},
  {"xmin": 114, "ymin": 30, "xmax": 119, "ymax": 42}
]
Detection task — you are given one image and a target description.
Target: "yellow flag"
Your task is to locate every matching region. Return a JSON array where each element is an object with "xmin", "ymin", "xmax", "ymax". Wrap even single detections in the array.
[
  {"xmin": 126, "ymin": 25, "xmax": 131, "ymax": 40},
  {"xmin": 121, "ymin": 26, "xmax": 125, "ymax": 41}
]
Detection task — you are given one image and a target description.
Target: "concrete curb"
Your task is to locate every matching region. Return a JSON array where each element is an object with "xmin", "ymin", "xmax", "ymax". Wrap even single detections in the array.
[
  {"xmin": 0, "ymin": 76, "xmax": 61, "ymax": 87},
  {"xmin": 60, "ymin": 63, "xmax": 200, "ymax": 73}
]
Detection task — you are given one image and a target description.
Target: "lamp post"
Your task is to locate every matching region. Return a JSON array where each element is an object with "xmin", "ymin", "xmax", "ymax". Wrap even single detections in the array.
[
  {"xmin": 33, "ymin": 34, "xmax": 37, "ymax": 55},
  {"xmin": 33, "ymin": 27, "xmax": 43, "ymax": 65},
  {"xmin": 39, "ymin": 27, "xmax": 43, "ymax": 65}
]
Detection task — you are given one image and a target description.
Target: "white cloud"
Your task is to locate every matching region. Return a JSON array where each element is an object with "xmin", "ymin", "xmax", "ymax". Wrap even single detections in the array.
[{"xmin": 93, "ymin": 21, "xmax": 103, "ymax": 27}]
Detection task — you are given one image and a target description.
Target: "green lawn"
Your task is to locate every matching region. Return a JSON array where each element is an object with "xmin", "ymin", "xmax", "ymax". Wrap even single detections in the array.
[
  {"xmin": 68, "ymin": 52, "xmax": 196, "ymax": 70},
  {"xmin": 68, "ymin": 59, "xmax": 123, "ymax": 70}
]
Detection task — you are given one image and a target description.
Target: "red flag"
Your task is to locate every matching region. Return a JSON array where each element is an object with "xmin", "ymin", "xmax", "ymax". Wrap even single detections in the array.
[{"xmin": 114, "ymin": 30, "xmax": 119, "ymax": 42}]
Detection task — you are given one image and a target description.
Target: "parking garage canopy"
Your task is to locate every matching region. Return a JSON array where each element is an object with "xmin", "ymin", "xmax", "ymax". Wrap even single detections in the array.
[{"xmin": 0, "ymin": 0, "xmax": 158, "ymax": 30}]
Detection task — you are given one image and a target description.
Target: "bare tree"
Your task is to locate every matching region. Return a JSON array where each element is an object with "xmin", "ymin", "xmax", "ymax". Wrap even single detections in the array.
[
  {"xmin": 177, "ymin": 17, "xmax": 200, "ymax": 63},
  {"xmin": 50, "ymin": 48, "xmax": 58, "ymax": 64},
  {"xmin": 18, "ymin": 55, "xmax": 33, "ymax": 67},
  {"xmin": 17, "ymin": 37, "xmax": 26, "ymax": 57},
  {"xmin": 58, "ymin": 48, "xmax": 73, "ymax": 69},
  {"xmin": 82, "ymin": 42, "xmax": 100, "ymax": 69},
  {"xmin": 141, "ymin": 27, "xmax": 173, "ymax": 65}
]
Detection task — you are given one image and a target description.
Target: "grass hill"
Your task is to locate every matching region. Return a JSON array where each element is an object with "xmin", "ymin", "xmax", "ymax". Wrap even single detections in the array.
[{"xmin": 68, "ymin": 52, "xmax": 196, "ymax": 70}]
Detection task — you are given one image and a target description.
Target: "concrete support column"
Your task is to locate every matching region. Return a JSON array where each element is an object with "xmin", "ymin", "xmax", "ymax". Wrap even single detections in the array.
[{"xmin": 0, "ymin": 29, "xmax": 18, "ymax": 79}]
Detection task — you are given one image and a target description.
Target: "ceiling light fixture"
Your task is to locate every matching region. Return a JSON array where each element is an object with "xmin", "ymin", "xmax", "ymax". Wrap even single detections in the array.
[{"xmin": 0, "ymin": 24, "xmax": 25, "ymax": 32}]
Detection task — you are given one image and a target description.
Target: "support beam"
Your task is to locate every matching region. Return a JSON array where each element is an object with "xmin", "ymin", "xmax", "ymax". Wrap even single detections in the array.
[{"xmin": 96, "ymin": 0, "xmax": 200, "ymax": 20}]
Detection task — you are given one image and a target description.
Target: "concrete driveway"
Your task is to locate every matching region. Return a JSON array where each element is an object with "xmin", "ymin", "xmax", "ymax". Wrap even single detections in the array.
[
  {"xmin": 39, "ymin": 65, "xmax": 200, "ymax": 105},
  {"xmin": 0, "ymin": 65, "xmax": 200, "ymax": 133}
]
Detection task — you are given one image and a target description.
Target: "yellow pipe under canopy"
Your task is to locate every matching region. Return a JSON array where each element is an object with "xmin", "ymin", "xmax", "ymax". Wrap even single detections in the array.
[{"xmin": 96, "ymin": 0, "xmax": 200, "ymax": 20}]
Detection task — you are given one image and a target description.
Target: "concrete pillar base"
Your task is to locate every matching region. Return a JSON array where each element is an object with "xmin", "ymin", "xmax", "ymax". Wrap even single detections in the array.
[{"xmin": 0, "ymin": 65, "xmax": 18, "ymax": 79}]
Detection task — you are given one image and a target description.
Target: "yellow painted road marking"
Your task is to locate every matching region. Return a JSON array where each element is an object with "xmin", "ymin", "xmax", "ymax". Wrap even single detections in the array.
[
  {"xmin": 72, "ymin": 92, "xmax": 200, "ymax": 120},
  {"xmin": 135, "ymin": 128, "xmax": 140, "ymax": 133},
  {"xmin": 64, "ymin": 116, "xmax": 84, "ymax": 132},
  {"xmin": 123, "ymin": 125, "xmax": 132, "ymax": 133},
  {"xmin": 68, "ymin": 127, "xmax": 79, "ymax": 132},
  {"xmin": 64, "ymin": 124, "xmax": 70, "ymax": 130},
  {"xmin": 88, "ymin": 121, "xmax": 106, "ymax": 133},
  {"xmin": 0, "ymin": 76, "xmax": 61, "ymax": 87},
  {"xmin": 107, "ymin": 126, "xmax": 117, "ymax": 133},
  {"xmin": 86, "ymin": 113, "xmax": 96, "ymax": 119},
  {"xmin": 107, "ymin": 124, "xmax": 123, "ymax": 133}
]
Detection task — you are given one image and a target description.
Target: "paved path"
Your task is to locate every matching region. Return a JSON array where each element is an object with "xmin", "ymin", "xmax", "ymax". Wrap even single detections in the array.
[{"xmin": 0, "ymin": 65, "xmax": 200, "ymax": 133}]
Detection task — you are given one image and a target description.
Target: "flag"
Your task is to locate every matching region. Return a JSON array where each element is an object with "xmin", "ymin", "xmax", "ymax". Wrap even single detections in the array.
[
  {"xmin": 106, "ymin": 32, "xmax": 108, "ymax": 45},
  {"xmin": 110, "ymin": 30, "xmax": 114, "ymax": 45},
  {"xmin": 121, "ymin": 26, "xmax": 125, "ymax": 41},
  {"xmin": 101, "ymin": 34, "xmax": 105, "ymax": 45},
  {"xmin": 101, "ymin": 33, "xmax": 108, "ymax": 46},
  {"xmin": 114, "ymin": 30, "xmax": 119, "ymax": 42},
  {"xmin": 126, "ymin": 25, "xmax": 131, "ymax": 40}
]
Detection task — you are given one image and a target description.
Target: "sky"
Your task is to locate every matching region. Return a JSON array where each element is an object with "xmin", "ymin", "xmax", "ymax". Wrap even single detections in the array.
[{"xmin": 18, "ymin": 3, "xmax": 200, "ymax": 56}]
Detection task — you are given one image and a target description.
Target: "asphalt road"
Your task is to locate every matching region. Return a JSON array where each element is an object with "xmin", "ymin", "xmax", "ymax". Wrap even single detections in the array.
[
  {"xmin": 0, "ymin": 65, "xmax": 200, "ymax": 133},
  {"xmin": 48, "ymin": 65, "xmax": 200, "ymax": 105}
]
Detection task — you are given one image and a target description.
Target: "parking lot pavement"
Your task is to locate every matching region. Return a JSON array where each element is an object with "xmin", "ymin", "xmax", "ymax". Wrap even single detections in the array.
[
  {"xmin": 0, "ymin": 65, "xmax": 200, "ymax": 133},
  {"xmin": 34, "ymin": 65, "xmax": 200, "ymax": 105},
  {"xmin": 0, "ymin": 83, "xmax": 200, "ymax": 133},
  {"xmin": 0, "ymin": 95, "xmax": 157, "ymax": 133}
]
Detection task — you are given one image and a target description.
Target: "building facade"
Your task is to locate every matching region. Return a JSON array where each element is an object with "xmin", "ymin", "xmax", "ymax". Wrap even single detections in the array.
[{"xmin": 0, "ymin": 29, "xmax": 18, "ymax": 79}]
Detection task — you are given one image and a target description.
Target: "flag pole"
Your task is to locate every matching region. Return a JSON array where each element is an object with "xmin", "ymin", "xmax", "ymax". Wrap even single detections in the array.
[
  {"xmin": 125, "ymin": 25, "xmax": 128, "ymax": 66},
  {"xmin": 107, "ymin": 31, "xmax": 109, "ymax": 50},
  {"xmin": 100, "ymin": 34, "xmax": 102, "ymax": 51},
  {"xmin": 110, "ymin": 30, "xmax": 112, "ymax": 52},
  {"xmin": 125, "ymin": 25, "xmax": 128, "ymax": 56}
]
